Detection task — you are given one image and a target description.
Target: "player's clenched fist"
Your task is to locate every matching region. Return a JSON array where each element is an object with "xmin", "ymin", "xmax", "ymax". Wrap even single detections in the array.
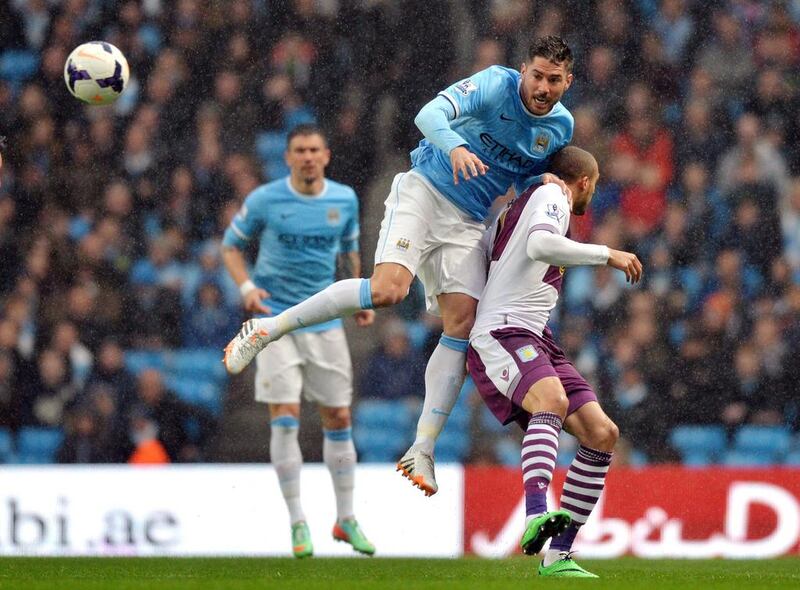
[
  {"xmin": 450, "ymin": 146, "xmax": 489, "ymax": 185},
  {"xmin": 607, "ymin": 249, "xmax": 643, "ymax": 284}
]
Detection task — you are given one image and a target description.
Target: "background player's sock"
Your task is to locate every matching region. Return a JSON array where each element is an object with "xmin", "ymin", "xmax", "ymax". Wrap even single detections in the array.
[
  {"xmin": 323, "ymin": 427, "xmax": 357, "ymax": 522},
  {"xmin": 266, "ymin": 278, "xmax": 373, "ymax": 339},
  {"xmin": 544, "ymin": 445, "xmax": 612, "ymax": 565},
  {"xmin": 412, "ymin": 336, "xmax": 468, "ymax": 454},
  {"xmin": 270, "ymin": 415, "xmax": 305, "ymax": 524},
  {"xmin": 522, "ymin": 412, "xmax": 563, "ymax": 523}
]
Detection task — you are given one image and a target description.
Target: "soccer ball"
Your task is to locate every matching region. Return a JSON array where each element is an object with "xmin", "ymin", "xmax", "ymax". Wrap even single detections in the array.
[{"xmin": 64, "ymin": 42, "xmax": 130, "ymax": 105}]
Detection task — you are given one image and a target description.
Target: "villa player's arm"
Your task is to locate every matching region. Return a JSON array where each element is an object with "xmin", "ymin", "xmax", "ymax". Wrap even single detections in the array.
[{"xmin": 527, "ymin": 231, "xmax": 643, "ymax": 284}]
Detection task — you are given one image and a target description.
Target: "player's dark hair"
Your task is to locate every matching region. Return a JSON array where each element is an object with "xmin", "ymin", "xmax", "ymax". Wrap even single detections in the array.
[
  {"xmin": 0, "ymin": 135, "xmax": 6, "ymax": 151},
  {"xmin": 287, "ymin": 124, "xmax": 327, "ymax": 147},
  {"xmin": 528, "ymin": 36, "xmax": 573, "ymax": 72},
  {"xmin": 549, "ymin": 146, "xmax": 596, "ymax": 182}
]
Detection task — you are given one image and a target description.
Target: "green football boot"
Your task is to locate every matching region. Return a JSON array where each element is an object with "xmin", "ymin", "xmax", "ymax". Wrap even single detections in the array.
[
  {"xmin": 333, "ymin": 518, "xmax": 376, "ymax": 556},
  {"xmin": 538, "ymin": 551, "xmax": 599, "ymax": 578},
  {"xmin": 520, "ymin": 509, "xmax": 572, "ymax": 555},
  {"xmin": 291, "ymin": 521, "xmax": 313, "ymax": 558}
]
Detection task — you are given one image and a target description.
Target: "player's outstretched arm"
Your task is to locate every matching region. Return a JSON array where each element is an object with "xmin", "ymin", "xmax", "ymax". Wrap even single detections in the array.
[
  {"xmin": 220, "ymin": 244, "xmax": 271, "ymax": 314},
  {"xmin": 606, "ymin": 248, "xmax": 643, "ymax": 284},
  {"xmin": 527, "ymin": 230, "xmax": 609, "ymax": 268}
]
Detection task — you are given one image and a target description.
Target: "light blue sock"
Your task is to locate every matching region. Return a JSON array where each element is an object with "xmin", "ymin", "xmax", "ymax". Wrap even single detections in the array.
[{"xmin": 412, "ymin": 335, "xmax": 469, "ymax": 453}]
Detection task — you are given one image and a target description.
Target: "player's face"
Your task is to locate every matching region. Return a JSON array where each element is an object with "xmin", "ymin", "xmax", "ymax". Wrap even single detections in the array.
[
  {"xmin": 520, "ymin": 57, "xmax": 573, "ymax": 116},
  {"xmin": 285, "ymin": 133, "xmax": 330, "ymax": 184},
  {"xmin": 573, "ymin": 168, "xmax": 600, "ymax": 216}
]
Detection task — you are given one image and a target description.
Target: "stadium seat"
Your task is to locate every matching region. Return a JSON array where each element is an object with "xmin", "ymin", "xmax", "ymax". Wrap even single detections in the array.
[
  {"xmin": 629, "ymin": 448, "xmax": 649, "ymax": 466},
  {"xmin": 682, "ymin": 451, "xmax": 713, "ymax": 467},
  {"xmin": 125, "ymin": 350, "xmax": 166, "ymax": 374},
  {"xmin": 732, "ymin": 425, "xmax": 791, "ymax": 460},
  {"xmin": 353, "ymin": 428, "xmax": 405, "ymax": 462},
  {"xmin": 353, "ymin": 400, "xmax": 415, "ymax": 461},
  {"xmin": 16, "ymin": 427, "xmax": 64, "ymax": 464},
  {"xmin": 284, "ymin": 106, "xmax": 316, "ymax": 130},
  {"xmin": 164, "ymin": 376, "xmax": 222, "ymax": 416},
  {"xmin": 0, "ymin": 50, "xmax": 39, "ymax": 82},
  {"xmin": 165, "ymin": 348, "xmax": 227, "ymax": 383},
  {"xmin": 255, "ymin": 132, "xmax": 287, "ymax": 162},
  {"xmin": 669, "ymin": 425, "xmax": 727, "ymax": 462},
  {"xmin": 0, "ymin": 427, "xmax": 14, "ymax": 463},
  {"xmin": 354, "ymin": 400, "xmax": 413, "ymax": 431},
  {"xmin": 723, "ymin": 450, "xmax": 775, "ymax": 467},
  {"xmin": 478, "ymin": 404, "xmax": 505, "ymax": 435},
  {"xmin": 436, "ymin": 429, "xmax": 470, "ymax": 463},
  {"xmin": 784, "ymin": 450, "xmax": 800, "ymax": 466}
]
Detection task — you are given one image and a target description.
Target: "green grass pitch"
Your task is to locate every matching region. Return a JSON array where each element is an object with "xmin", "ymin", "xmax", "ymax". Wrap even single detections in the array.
[{"xmin": 1, "ymin": 557, "xmax": 798, "ymax": 589}]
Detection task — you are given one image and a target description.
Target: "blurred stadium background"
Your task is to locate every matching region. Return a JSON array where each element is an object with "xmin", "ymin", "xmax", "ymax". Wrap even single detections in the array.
[{"xmin": 1, "ymin": 0, "xmax": 800, "ymax": 562}]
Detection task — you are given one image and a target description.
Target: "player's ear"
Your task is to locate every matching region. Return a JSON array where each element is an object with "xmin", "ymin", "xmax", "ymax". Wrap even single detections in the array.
[{"xmin": 564, "ymin": 72, "xmax": 574, "ymax": 90}]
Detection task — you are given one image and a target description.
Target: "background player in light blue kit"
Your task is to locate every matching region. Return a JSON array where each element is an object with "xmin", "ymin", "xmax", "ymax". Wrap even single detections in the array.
[
  {"xmin": 221, "ymin": 125, "xmax": 375, "ymax": 558},
  {"xmin": 224, "ymin": 36, "xmax": 576, "ymax": 496}
]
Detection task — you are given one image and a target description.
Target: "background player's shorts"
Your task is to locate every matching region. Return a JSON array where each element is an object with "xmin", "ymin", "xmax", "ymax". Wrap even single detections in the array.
[
  {"xmin": 255, "ymin": 327, "xmax": 353, "ymax": 407},
  {"xmin": 374, "ymin": 171, "xmax": 486, "ymax": 314},
  {"xmin": 467, "ymin": 325, "xmax": 597, "ymax": 430}
]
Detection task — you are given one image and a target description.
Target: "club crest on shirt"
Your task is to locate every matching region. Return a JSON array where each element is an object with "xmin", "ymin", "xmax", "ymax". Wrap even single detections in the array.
[
  {"xmin": 396, "ymin": 237, "xmax": 411, "ymax": 251},
  {"xmin": 455, "ymin": 79, "xmax": 478, "ymax": 95},
  {"xmin": 326, "ymin": 207, "xmax": 341, "ymax": 226},
  {"xmin": 533, "ymin": 133, "xmax": 550, "ymax": 154},
  {"xmin": 545, "ymin": 203, "xmax": 565, "ymax": 222},
  {"xmin": 515, "ymin": 345, "xmax": 538, "ymax": 362}
]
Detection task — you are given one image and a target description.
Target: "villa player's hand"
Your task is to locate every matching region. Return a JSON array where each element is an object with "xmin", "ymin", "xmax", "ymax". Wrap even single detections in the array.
[
  {"xmin": 354, "ymin": 309, "xmax": 375, "ymax": 327},
  {"xmin": 450, "ymin": 146, "xmax": 488, "ymax": 185},
  {"xmin": 607, "ymin": 249, "xmax": 643, "ymax": 284},
  {"xmin": 243, "ymin": 287, "xmax": 272, "ymax": 314}
]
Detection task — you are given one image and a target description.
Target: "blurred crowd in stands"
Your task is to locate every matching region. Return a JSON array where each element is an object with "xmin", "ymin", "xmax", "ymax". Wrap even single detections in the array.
[{"xmin": 0, "ymin": 0, "xmax": 799, "ymax": 466}]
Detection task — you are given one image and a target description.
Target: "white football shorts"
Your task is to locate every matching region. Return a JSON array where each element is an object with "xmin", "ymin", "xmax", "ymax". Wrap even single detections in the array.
[
  {"xmin": 374, "ymin": 171, "xmax": 487, "ymax": 314},
  {"xmin": 254, "ymin": 327, "xmax": 353, "ymax": 407}
]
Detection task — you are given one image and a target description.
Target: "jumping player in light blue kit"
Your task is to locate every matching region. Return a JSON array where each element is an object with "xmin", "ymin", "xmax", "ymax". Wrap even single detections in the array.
[
  {"xmin": 221, "ymin": 125, "xmax": 376, "ymax": 558},
  {"xmin": 224, "ymin": 36, "xmax": 576, "ymax": 496}
]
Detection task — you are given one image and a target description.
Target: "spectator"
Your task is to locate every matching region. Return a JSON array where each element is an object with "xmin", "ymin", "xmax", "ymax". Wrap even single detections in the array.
[
  {"xmin": 360, "ymin": 317, "xmax": 424, "ymax": 403},
  {"xmin": 127, "ymin": 408, "xmax": 170, "ymax": 465},
  {"xmin": 611, "ymin": 109, "xmax": 674, "ymax": 237},
  {"xmin": 716, "ymin": 113, "xmax": 790, "ymax": 199},
  {"xmin": 56, "ymin": 405, "xmax": 111, "ymax": 464},
  {"xmin": 130, "ymin": 368, "xmax": 215, "ymax": 462},
  {"xmin": 25, "ymin": 348, "xmax": 76, "ymax": 428},
  {"xmin": 182, "ymin": 282, "xmax": 239, "ymax": 349},
  {"xmin": 697, "ymin": 11, "xmax": 754, "ymax": 100},
  {"xmin": 652, "ymin": 0, "xmax": 694, "ymax": 65},
  {"xmin": 781, "ymin": 178, "xmax": 800, "ymax": 274}
]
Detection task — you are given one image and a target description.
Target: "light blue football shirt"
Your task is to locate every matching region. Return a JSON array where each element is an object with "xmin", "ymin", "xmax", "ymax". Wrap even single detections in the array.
[
  {"xmin": 222, "ymin": 177, "xmax": 360, "ymax": 332},
  {"xmin": 411, "ymin": 65, "xmax": 574, "ymax": 221}
]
